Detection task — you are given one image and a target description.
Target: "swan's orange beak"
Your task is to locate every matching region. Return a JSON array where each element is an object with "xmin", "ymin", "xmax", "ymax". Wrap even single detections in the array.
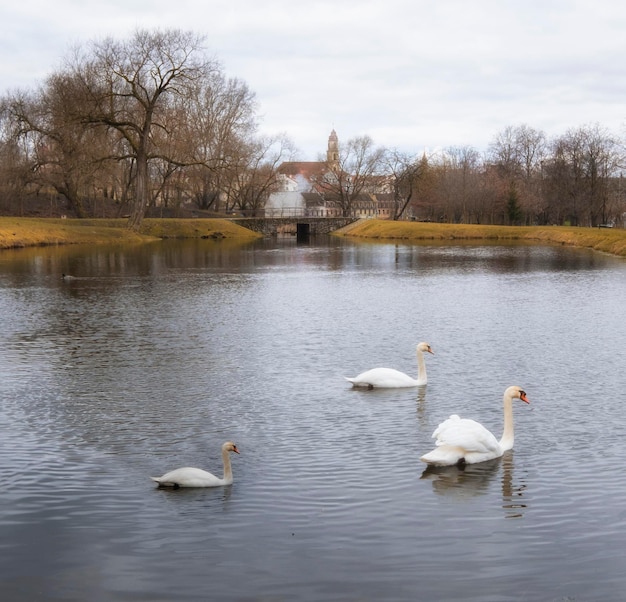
[
  {"xmin": 233, "ymin": 446, "xmax": 240, "ymax": 454},
  {"xmin": 520, "ymin": 391, "xmax": 530, "ymax": 404},
  {"xmin": 427, "ymin": 348, "xmax": 434, "ymax": 355}
]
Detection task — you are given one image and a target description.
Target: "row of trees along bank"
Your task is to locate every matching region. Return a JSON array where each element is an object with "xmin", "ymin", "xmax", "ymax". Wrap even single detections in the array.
[
  {"xmin": 0, "ymin": 29, "xmax": 624, "ymax": 229},
  {"xmin": 0, "ymin": 29, "xmax": 295, "ymax": 229}
]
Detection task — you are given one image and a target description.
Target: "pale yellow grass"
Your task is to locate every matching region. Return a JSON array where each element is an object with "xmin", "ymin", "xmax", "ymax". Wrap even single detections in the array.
[
  {"xmin": 1, "ymin": 217, "xmax": 625, "ymax": 258},
  {"xmin": 333, "ymin": 220, "xmax": 626, "ymax": 257},
  {"xmin": 0, "ymin": 218, "xmax": 261, "ymax": 249}
]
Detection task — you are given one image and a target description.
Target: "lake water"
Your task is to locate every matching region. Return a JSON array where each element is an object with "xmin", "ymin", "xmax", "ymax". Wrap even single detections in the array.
[{"xmin": 1, "ymin": 235, "xmax": 625, "ymax": 601}]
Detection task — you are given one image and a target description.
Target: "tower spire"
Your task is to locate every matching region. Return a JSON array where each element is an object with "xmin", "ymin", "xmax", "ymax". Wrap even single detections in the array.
[{"xmin": 327, "ymin": 129, "xmax": 339, "ymax": 169}]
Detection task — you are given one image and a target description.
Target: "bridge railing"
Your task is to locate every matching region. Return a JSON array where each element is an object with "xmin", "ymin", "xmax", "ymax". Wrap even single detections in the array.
[
  {"xmin": 263, "ymin": 207, "xmax": 345, "ymax": 218},
  {"xmin": 263, "ymin": 207, "xmax": 306, "ymax": 217}
]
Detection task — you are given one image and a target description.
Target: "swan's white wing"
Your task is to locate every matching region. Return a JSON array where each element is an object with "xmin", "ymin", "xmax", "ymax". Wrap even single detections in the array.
[
  {"xmin": 345, "ymin": 367, "xmax": 417, "ymax": 388},
  {"xmin": 151, "ymin": 466, "xmax": 222, "ymax": 487},
  {"xmin": 432, "ymin": 415, "xmax": 500, "ymax": 455}
]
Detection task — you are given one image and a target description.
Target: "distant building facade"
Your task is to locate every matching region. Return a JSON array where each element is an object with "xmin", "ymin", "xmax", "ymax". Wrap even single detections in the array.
[{"xmin": 265, "ymin": 129, "xmax": 393, "ymax": 219}]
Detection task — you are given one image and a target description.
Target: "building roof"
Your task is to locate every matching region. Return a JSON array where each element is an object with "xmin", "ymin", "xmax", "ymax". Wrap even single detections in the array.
[{"xmin": 278, "ymin": 161, "xmax": 328, "ymax": 180}]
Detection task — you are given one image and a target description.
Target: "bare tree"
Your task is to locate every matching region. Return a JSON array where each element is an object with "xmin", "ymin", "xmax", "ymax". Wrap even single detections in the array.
[
  {"xmin": 3, "ymin": 73, "xmax": 110, "ymax": 217},
  {"xmin": 69, "ymin": 29, "xmax": 214, "ymax": 229},
  {"xmin": 183, "ymin": 72, "xmax": 257, "ymax": 212},
  {"xmin": 224, "ymin": 134, "xmax": 295, "ymax": 216},
  {"xmin": 489, "ymin": 125, "xmax": 520, "ymax": 180},
  {"xmin": 0, "ymin": 99, "xmax": 36, "ymax": 214},
  {"xmin": 488, "ymin": 124, "xmax": 548, "ymax": 224},
  {"xmin": 546, "ymin": 124, "xmax": 622, "ymax": 226},
  {"xmin": 581, "ymin": 124, "xmax": 621, "ymax": 225},
  {"xmin": 515, "ymin": 124, "xmax": 547, "ymax": 180},
  {"xmin": 437, "ymin": 146, "xmax": 483, "ymax": 222},
  {"xmin": 409, "ymin": 154, "xmax": 440, "ymax": 221},
  {"xmin": 314, "ymin": 135, "xmax": 385, "ymax": 217},
  {"xmin": 383, "ymin": 149, "xmax": 425, "ymax": 220}
]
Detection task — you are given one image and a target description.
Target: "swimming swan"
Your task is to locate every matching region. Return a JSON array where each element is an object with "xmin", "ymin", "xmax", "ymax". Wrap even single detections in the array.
[
  {"xmin": 345, "ymin": 342, "xmax": 434, "ymax": 389},
  {"xmin": 420, "ymin": 386, "xmax": 530, "ymax": 467},
  {"xmin": 150, "ymin": 441, "xmax": 240, "ymax": 488}
]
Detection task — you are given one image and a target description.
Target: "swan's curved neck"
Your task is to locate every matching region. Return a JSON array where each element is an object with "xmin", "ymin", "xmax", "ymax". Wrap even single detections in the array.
[
  {"xmin": 499, "ymin": 392, "xmax": 515, "ymax": 451},
  {"xmin": 222, "ymin": 448, "xmax": 233, "ymax": 484},
  {"xmin": 416, "ymin": 347, "xmax": 427, "ymax": 381}
]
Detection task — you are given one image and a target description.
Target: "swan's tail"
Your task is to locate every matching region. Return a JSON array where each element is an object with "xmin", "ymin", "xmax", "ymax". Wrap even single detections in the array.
[
  {"xmin": 151, "ymin": 476, "xmax": 178, "ymax": 487},
  {"xmin": 345, "ymin": 377, "xmax": 372, "ymax": 389},
  {"xmin": 420, "ymin": 446, "xmax": 465, "ymax": 466}
]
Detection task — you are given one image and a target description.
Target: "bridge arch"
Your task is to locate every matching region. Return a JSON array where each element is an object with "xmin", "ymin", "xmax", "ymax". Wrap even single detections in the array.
[{"xmin": 229, "ymin": 217, "xmax": 358, "ymax": 237}]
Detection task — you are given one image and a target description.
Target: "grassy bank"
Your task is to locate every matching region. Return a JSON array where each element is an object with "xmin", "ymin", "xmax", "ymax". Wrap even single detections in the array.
[
  {"xmin": 0, "ymin": 217, "xmax": 262, "ymax": 249},
  {"xmin": 334, "ymin": 220, "xmax": 626, "ymax": 257},
  {"xmin": 1, "ymin": 217, "xmax": 625, "ymax": 258}
]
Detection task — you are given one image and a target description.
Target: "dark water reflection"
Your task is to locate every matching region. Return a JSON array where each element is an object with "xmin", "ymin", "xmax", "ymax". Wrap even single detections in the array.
[{"xmin": 1, "ymin": 236, "xmax": 625, "ymax": 601}]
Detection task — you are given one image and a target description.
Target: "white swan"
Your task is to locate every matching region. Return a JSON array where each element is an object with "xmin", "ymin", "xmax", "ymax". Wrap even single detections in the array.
[
  {"xmin": 345, "ymin": 342, "xmax": 434, "ymax": 389},
  {"xmin": 420, "ymin": 386, "xmax": 529, "ymax": 467},
  {"xmin": 150, "ymin": 441, "xmax": 240, "ymax": 488}
]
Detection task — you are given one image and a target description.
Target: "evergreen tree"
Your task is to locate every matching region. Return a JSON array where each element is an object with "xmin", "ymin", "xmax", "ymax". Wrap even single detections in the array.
[{"xmin": 506, "ymin": 182, "xmax": 522, "ymax": 224}]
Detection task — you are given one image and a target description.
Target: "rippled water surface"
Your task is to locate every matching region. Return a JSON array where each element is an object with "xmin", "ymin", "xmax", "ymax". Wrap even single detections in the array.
[{"xmin": 1, "ymin": 237, "xmax": 625, "ymax": 601}]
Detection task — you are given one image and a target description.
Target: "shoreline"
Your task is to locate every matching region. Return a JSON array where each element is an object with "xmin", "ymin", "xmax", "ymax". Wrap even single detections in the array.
[
  {"xmin": 332, "ymin": 219, "xmax": 626, "ymax": 257},
  {"xmin": 0, "ymin": 217, "xmax": 625, "ymax": 258},
  {"xmin": 0, "ymin": 217, "xmax": 262, "ymax": 250}
]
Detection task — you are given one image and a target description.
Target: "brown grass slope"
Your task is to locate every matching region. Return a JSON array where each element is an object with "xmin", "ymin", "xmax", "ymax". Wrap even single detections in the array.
[
  {"xmin": 0, "ymin": 218, "xmax": 261, "ymax": 249},
  {"xmin": 333, "ymin": 220, "xmax": 626, "ymax": 257},
  {"xmin": 1, "ymin": 217, "xmax": 624, "ymax": 258}
]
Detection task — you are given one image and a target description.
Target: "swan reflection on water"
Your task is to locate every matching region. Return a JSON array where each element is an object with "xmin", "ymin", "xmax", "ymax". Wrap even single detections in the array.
[
  {"xmin": 415, "ymin": 385, "xmax": 427, "ymax": 420},
  {"xmin": 154, "ymin": 481, "xmax": 234, "ymax": 515},
  {"xmin": 415, "ymin": 386, "xmax": 427, "ymax": 404},
  {"xmin": 420, "ymin": 452, "xmax": 527, "ymax": 518},
  {"xmin": 348, "ymin": 384, "xmax": 428, "ymax": 400}
]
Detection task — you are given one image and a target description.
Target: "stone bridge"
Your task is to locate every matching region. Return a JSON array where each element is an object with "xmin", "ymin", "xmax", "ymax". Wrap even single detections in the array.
[{"xmin": 229, "ymin": 216, "xmax": 358, "ymax": 238}]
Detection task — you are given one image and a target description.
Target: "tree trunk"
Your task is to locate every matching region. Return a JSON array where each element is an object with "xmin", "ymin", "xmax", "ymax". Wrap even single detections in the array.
[
  {"xmin": 395, "ymin": 190, "xmax": 413, "ymax": 220},
  {"xmin": 128, "ymin": 146, "xmax": 148, "ymax": 230},
  {"xmin": 59, "ymin": 179, "xmax": 86, "ymax": 218}
]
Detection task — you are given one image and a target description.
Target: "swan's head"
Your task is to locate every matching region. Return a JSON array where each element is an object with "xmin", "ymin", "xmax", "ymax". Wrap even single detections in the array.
[
  {"xmin": 223, "ymin": 441, "xmax": 240, "ymax": 454},
  {"xmin": 507, "ymin": 386, "xmax": 530, "ymax": 404},
  {"xmin": 418, "ymin": 342, "xmax": 434, "ymax": 355}
]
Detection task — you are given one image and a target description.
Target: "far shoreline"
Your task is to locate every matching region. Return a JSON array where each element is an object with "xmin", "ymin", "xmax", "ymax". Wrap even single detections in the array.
[
  {"xmin": 0, "ymin": 217, "xmax": 625, "ymax": 258},
  {"xmin": 332, "ymin": 219, "xmax": 626, "ymax": 257}
]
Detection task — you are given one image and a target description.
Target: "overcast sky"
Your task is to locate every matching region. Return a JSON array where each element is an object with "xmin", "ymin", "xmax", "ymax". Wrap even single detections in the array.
[{"xmin": 2, "ymin": 0, "xmax": 624, "ymax": 160}]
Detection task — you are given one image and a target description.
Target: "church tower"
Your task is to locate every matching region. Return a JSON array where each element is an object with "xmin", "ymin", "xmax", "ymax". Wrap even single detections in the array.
[{"xmin": 327, "ymin": 129, "xmax": 339, "ymax": 169}]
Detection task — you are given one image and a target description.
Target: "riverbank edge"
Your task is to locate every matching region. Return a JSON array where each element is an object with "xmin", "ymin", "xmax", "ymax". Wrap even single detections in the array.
[
  {"xmin": 1, "ymin": 217, "xmax": 625, "ymax": 258},
  {"xmin": 332, "ymin": 219, "xmax": 626, "ymax": 257},
  {"xmin": 0, "ymin": 217, "xmax": 262, "ymax": 250}
]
